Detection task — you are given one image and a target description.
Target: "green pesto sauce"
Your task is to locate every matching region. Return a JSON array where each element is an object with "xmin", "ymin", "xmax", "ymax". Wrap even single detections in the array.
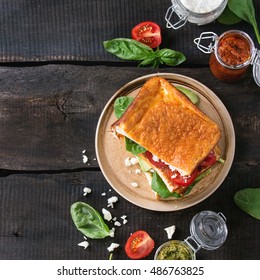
[{"xmin": 157, "ymin": 241, "xmax": 193, "ymax": 260}]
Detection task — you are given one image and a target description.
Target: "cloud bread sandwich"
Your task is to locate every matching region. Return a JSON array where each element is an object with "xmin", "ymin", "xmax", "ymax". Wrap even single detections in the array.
[{"xmin": 111, "ymin": 77, "xmax": 222, "ymax": 198}]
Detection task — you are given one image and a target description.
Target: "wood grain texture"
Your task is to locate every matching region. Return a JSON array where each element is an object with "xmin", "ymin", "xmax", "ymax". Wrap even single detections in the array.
[
  {"xmin": 0, "ymin": 169, "xmax": 259, "ymax": 260},
  {"xmin": 0, "ymin": 0, "xmax": 258, "ymax": 64},
  {"xmin": 0, "ymin": 65, "xmax": 258, "ymax": 171}
]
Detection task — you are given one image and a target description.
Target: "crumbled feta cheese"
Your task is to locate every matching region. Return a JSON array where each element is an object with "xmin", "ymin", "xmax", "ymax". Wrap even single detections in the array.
[
  {"xmin": 101, "ymin": 192, "xmax": 106, "ymax": 196},
  {"xmin": 107, "ymin": 243, "xmax": 120, "ymax": 252},
  {"xmin": 82, "ymin": 155, "xmax": 88, "ymax": 164},
  {"xmin": 131, "ymin": 182, "xmax": 139, "ymax": 188},
  {"xmin": 152, "ymin": 154, "xmax": 160, "ymax": 162},
  {"xmin": 78, "ymin": 240, "xmax": 89, "ymax": 249},
  {"xmin": 130, "ymin": 157, "xmax": 138, "ymax": 165},
  {"xmin": 82, "ymin": 150, "xmax": 86, "ymax": 154},
  {"xmin": 112, "ymin": 217, "xmax": 117, "ymax": 221},
  {"xmin": 135, "ymin": 169, "xmax": 141, "ymax": 174},
  {"xmin": 114, "ymin": 221, "xmax": 121, "ymax": 227},
  {"xmin": 83, "ymin": 187, "xmax": 92, "ymax": 196},
  {"xmin": 121, "ymin": 215, "xmax": 127, "ymax": 220},
  {"xmin": 102, "ymin": 208, "xmax": 112, "ymax": 221},
  {"xmin": 125, "ymin": 157, "xmax": 132, "ymax": 167},
  {"xmin": 107, "ymin": 196, "xmax": 118, "ymax": 208},
  {"xmin": 122, "ymin": 219, "xmax": 128, "ymax": 225},
  {"xmin": 164, "ymin": 225, "xmax": 176, "ymax": 239},
  {"xmin": 109, "ymin": 228, "xmax": 115, "ymax": 237}
]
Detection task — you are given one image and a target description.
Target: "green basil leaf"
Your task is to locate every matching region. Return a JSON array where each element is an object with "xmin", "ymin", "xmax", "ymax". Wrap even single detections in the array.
[
  {"xmin": 70, "ymin": 202, "xmax": 110, "ymax": 239},
  {"xmin": 114, "ymin": 96, "xmax": 134, "ymax": 118},
  {"xmin": 103, "ymin": 38, "xmax": 154, "ymax": 61},
  {"xmin": 228, "ymin": 0, "xmax": 260, "ymax": 44},
  {"xmin": 217, "ymin": 5, "xmax": 242, "ymax": 25},
  {"xmin": 175, "ymin": 85, "xmax": 199, "ymax": 104},
  {"xmin": 125, "ymin": 137, "xmax": 146, "ymax": 155},
  {"xmin": 234, "ymin": 188, "xmax": 260, "ymax": 220},
  {"xmin": 151, "ymin": 171, "xmax": 181, "ymax": 199},
  {"xmin": 155, "ymin": 48, "xmax": 186, "ymax": 66}
]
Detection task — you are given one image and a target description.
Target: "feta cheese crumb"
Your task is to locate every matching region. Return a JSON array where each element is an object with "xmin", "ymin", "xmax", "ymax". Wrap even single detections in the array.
[
  {"xmin": 101, "ymin": 192, "xmax": 106, "ymax": 196},
  {"xmin": 82, "ymin": 155, "xmax": 88, "ymax": 164},
  {"xmin": 121, "ymin": 215, "xmax": 127, "ymax": 220},
  {"xmin": 131, "ymin": 182, "xmax": 139, "ymax": 188},
  {"xmin": 122, "ymin": 219, "xmax": 128, "ymax": 224},
  {"xmin": 78, "ymin": 240, "xmax": 89, "ymax": 249},
  {"xmin": 107, "ymin": 196, "xmax": 118, "ymax": 208},
  {"xmin": 114, "ymin": 221, "xmax": 121, "ymax": 227},
  {"xmin": 109, "ymin": 228, "xmax": 115, "ymax": 237},
  {"xmin": 83, "ymin": 187, "xmax": 92, "ymax": 196},
  {"xmin": 124, "ymin": 157, "xmax": 132, "ymax": 167},
  {"xmin": 107, "ymin": 243, "xmax": 120, "ymax": 252},
  {"xmin": 135, "ymin": 169, "xmax": 141, "ymax": 174},
  {"xmin": 130, "ymin": 157, "xmax": 138, "ymax": 165},
  {"xmin": 102, "ymin": 208, "xmax": 112, "ymax": 221},
  {"xmin": 164, "ymin": 225, "xmax": 176, "ymax": 239}
]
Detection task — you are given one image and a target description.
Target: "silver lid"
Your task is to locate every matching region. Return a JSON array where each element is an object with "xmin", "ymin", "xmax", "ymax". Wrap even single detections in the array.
[
  {"xmin": 252, "ymin": 49, "xmax": 260, "ymax": 87},
  {"xmin": 189, "ymin": 210, "xmax": 228, "ymax": 251}
]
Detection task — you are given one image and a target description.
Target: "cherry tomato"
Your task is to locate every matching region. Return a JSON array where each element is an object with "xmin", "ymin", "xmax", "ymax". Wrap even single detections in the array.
[
  {"xmin": 125, "ymin": 230, "xmax": 155, "ymax": 259},
  {"xmin": 144, "ymin": 151, "xmax": 167, "ymax": 169},
  {"xmin": 200, "ymin": 151, "xmax": 217, "ymax": 167},
  {"xmin": 169, "ymin": 168, "xmax": 198, "ymax": 187},
  {"xmin": 131, "ymin": 21, "xmax": 161, "ymax": 48}
]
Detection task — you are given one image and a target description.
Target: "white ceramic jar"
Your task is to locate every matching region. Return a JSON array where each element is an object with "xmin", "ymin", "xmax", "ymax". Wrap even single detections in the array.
[{"xmin": 165, "ymin": 0, "xmax": 228, "ymax": 29}]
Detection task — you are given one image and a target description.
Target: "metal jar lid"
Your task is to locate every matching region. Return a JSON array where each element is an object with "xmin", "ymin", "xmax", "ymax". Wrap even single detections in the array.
[{"xmin": 186, "ymin": 210, "xmax": 228, "ymax": 252}]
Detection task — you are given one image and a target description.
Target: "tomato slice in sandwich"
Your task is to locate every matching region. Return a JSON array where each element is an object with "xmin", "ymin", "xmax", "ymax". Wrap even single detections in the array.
[
  {"xmin": 125, "ymin": 230, "xmax": 155, "ymax": 259},
  {"xmin": 131, "ymin": 21, "xmax": 161, "ymax": 48},
  {"xmin": 200, "ymin": 150, "xmax": 217, "ymax": 167},
  {"xmin": 170, "ymin": 169, "xmax": 198, "ymax": 187}
]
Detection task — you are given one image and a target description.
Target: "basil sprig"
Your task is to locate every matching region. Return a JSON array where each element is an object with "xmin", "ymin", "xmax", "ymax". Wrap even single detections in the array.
[
  {"xmin": 218, "ymin": 0, "xmax": 260, "ymax": 44},
  {"xmin": 103, "ymin": 38, "xmax": 186, "ymax": 68}
]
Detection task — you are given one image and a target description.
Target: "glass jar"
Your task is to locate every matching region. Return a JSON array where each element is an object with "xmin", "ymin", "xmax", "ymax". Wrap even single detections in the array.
[
  {"xmin": 194, "ymin": 30, "xmax": 260, "ymax": 85},
  {"xmin": 165, "ymin": 0, "xmax": 228, "ymax": 29},
  {"xmin": 154, "ymin": 210, "xmax": 228, "ymax": 260}
]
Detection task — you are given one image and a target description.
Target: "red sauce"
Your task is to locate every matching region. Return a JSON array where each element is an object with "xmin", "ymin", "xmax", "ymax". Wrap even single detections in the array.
[
  {"xmin": 218, "ymin": 36, "xmax": 251, "ymax": 66},
  {"xmin": 209, "ymin": 32, "xmax": 253, "ymax": 82}
]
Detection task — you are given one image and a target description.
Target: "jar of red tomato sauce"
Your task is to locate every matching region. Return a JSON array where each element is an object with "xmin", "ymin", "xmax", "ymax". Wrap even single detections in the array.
[{"xmin": 194, "ymin": 30, "xmax": 260, "ymax": 86}]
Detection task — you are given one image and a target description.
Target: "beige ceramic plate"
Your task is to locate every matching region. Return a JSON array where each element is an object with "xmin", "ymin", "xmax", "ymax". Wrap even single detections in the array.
[{"xmin": 95, "ymin": 73, "xmax": 235, "ymax": 211}]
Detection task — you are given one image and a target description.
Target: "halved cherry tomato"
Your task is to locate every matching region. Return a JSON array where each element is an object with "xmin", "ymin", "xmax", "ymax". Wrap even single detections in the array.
[
  {"xmin": 131, "ymin": 21, "xmax": 161, "ymax": 48},
  {"xmin": 144, "ymin": 151, "xmax": 167, "ymax": 169},
  {"xmin": 200, "ymin": 151, "xmax": 217, "ymax": 167},
  {"xmin": 125, "ymin": 230, "xmax": 155, "ymax": 259},
  {"xmin": 169, "ymin": 168, "xmax": 198, "ymax": 187}
]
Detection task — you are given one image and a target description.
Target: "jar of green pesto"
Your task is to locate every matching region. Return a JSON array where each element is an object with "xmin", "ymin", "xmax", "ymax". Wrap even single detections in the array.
[{"xmin": 154, "ymin": 210, "xmax": 228, "ymax": 260}]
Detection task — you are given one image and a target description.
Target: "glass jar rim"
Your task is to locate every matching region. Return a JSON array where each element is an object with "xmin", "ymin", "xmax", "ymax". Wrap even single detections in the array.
[
  {"xmin": 214, "ymin": 30, "xmax": 255, "ymax": 69},
  {"xmin": 176, "ymin": 0, "xmax": 227, "ymax": 16}
]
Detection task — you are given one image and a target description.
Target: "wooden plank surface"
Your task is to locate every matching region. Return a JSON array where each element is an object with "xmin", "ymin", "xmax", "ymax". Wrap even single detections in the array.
[
  {"xmin": 0, "ymin": 0, "xmax": 258, "ymax": 64},
  {"xmin": 0, "ymin": 169, "xmax": 259, "ymax": 260},
  {"xmin": 0, "ymin": 65, "xmax": 259, "ymax": 171}
]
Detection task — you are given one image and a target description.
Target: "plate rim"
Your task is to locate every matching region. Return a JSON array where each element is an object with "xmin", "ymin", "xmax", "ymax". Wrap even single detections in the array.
[{"xmin": 95, "ymin": 73, "xmax": 236, "ymax": 211}]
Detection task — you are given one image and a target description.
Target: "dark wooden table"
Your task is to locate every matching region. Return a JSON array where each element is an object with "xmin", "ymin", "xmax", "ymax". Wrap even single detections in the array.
[{"xmin": 0, "ymin": 0, "xmax": 259, "ymax": 260}]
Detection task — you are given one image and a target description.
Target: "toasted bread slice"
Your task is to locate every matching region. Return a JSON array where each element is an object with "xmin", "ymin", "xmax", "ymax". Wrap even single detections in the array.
[{"xmin": 111, "ymin": 77, "xmax": 221, "ymax": 176}]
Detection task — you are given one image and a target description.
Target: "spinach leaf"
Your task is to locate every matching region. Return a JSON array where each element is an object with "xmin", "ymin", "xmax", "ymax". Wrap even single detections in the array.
[
  {"xmin": 114, "ymin": 96, "xmax": 134, "ymax": 118},
  {"xmin": 103, "ymin": 38, "xmax": 186, "ymax": 68},
  {"xmin": 234, "ymin": 188, "xmax": 260, "ymax": 220},
  {"xmin": 219, "ymin": 0, "xmax": 260, "ymax": 44},
  {"xmin": 175, "ymin": 85, "xmax": 199, "ymax": 104},
  {"xmin": 70, "ymin": 202, "xmax": 110, "ymax": 239},
  {"xmin": 151, "ymin": 171, "xmax": 181, "ymax": 198},
  {"xmin": 217, "ymin": 5, "xmax": 242, "ymax": 25},
  {"xmin": 125, "ymin": 137, "xmax": 146, "ymax": 155}
]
